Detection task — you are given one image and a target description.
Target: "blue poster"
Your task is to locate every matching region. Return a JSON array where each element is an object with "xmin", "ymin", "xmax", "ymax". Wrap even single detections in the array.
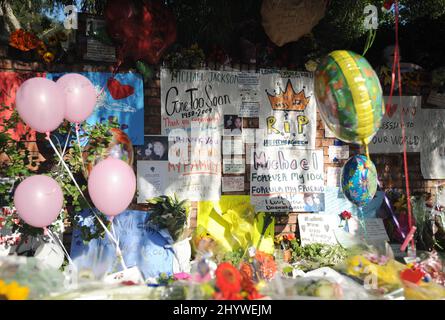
[
  {"xmin": 70, "ymin": 210, "xmax": 174, "ymax": 279},
  {"xmin": 321, "ymin": 187, "xmax": 384, "ymax": 221},
  {"xmin": 47, "ymin": 72, "xmax": 144, "ymax": 145}
]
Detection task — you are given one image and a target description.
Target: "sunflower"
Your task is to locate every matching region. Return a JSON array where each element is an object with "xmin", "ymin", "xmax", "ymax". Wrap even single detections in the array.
[
  {"xmin": 36, "ymin": 41, "xmax": 47, "ymax": 56},
  {"xmin": 0, "ymin": 280, "xmax": 29, "ymax": 300},
  {"xmin": 215, "ymin": 262, "xmax": 242, "ymax": 295}
]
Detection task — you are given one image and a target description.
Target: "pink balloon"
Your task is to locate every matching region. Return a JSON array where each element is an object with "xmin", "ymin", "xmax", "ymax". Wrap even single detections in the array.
[
  {"xmin": 14, "ymin": 175, "xmax": 64, "ymax": 228},
  {"xmin": 56, "ymin": 73, "xmax": 97, "ymax": 123},
  {"xmin": 88, "ymin": 158, "xmax": 136, "ymax": 217},
  {"xmin": 15, "ymin": 77, "xmax": 65, "ymax": 133}
]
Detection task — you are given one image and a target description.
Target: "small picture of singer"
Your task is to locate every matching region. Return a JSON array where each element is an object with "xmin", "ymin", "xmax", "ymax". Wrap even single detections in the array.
[{"xmin": 224, "ymin": 115, "xmax": 243, "ymax": 136}]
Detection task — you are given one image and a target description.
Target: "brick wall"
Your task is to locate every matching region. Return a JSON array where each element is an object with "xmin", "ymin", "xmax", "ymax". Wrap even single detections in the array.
[{"xmin": 1, "ymin": 49, "xmax": 443, "ymax": 243}]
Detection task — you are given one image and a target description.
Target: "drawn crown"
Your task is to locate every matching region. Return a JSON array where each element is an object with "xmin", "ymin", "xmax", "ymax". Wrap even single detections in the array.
[{"xmin": 266, "ymin": 79, "xmax": 310, "ymax": 111}]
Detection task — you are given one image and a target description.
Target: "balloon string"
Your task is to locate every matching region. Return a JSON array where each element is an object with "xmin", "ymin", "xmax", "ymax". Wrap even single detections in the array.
[
  {"xmin": 74, "ymin": 123, "xmax": 87, "ymax": 176},
  {"xmin": 45, "ymin": 227, "xmax": 76, "ymax": 269},
  {"xmin": 45, "ymin": 132, "xmax": 127, "ymax": 270},
  {"xmin": 389, "ymin": 0, "xmax": 415, "ymax": 252},
  {"xmin": 110, "ymin": 219, "xmax": 127, "ymax": 270}
]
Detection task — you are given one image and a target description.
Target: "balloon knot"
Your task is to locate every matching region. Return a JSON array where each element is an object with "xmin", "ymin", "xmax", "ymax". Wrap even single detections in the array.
[{"xmin": 45, "ymin": 132, "xmax": 50, "ymax": 140}]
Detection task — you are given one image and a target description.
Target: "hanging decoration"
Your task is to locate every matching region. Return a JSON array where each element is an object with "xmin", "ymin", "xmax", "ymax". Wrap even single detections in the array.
[
  {"xmin": 341, "ymin": 155, "xmax": 378, "ymax": 208},
  {"xmin": 104, "ymin": 0, "xmax": 177, "ymax": 65},
  {"xmin": 261, "ymin": 0, "xmax": 328, "ymax": 47},
  {"xmin": 314, "ymin": 50, "xmax": 385, "ymax": 148}
]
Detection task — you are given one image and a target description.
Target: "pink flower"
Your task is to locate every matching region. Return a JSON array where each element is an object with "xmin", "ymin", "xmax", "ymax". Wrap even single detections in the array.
[{"xmin": 173, "ymin": 272, "xmax": 191, "ymax": 281}]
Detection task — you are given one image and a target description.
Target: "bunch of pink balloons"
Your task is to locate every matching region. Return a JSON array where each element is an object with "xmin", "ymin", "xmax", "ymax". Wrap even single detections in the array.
[
  {"xmin": 14, "ymin": 73, "xmax": 135, "ymax": 228},
  {"xmin": 15, "ymin": 73, "xmax": 97, "ymax": 133}
]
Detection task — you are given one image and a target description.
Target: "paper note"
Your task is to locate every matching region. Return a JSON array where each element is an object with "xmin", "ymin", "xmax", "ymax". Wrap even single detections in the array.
[
  {"xmin": 298, "ymin": 214, "xmax": 337, "ymax": 246},
  {"xmin": 222, "ymin": 176, "xmax": 245, "ymax": 192},
  {"xmin": 328, "ymin": 145, "xmax": 349, "ymax": 162}
]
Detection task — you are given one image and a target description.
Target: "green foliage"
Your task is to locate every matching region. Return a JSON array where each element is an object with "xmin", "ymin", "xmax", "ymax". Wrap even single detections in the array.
[
  {"xmin": 146, "ymin": 194, "xmax": 189, "ymax": 242},
  {"xmin": 0, "ymin": 105, "xmax": 119, "ymax": 242},
  {"xmin": 221, "ymin": 248, "xmax": 245, "ymax": 267},
  {"xmin": 290, "ymin": 242, "xmax": 349, "ymax": 272}
]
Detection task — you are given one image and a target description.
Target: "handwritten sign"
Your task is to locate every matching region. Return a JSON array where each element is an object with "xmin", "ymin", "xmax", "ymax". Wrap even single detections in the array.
[
  {"xmin": 137, "ymin": 129, "xmax": 221, "ymax": 201},
  {"xmin": 420, "ymin": 109, "xmax": 445, "ymax": 179},
  {"xmin": 369, "ymin": 96, "xmax": 422, "ymax": 153},
  {"xmin": 347, "ymin": 217, "xmax": 390, "ymax": 244},
  {"xmin": 258, "ymin": 70, "xmax": 316, "ymax": 149},
  {"xmin": 161, "ymin": 69, "xmax": 239, "ymax": 135},
  {"xmin": 298, "ymin": 214, "xmax": 337, "ymax": 246},
  {"xmin": 222, "ymin": 176, "xmax": 245, "ymax": 192},
  {"xmin": 250, "ymin": 148, "xmax": 324, "ymax": 212}
]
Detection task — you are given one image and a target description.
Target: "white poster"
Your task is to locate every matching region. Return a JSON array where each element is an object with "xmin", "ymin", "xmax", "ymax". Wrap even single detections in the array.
[
  {"xmin": 347, "ymin": 217, "xmax": 390, "ymax": 244},
  {"xmin": 369, "ymin": 96, "xmax": 422, "ymax": 153},
  {"xmin": 136, "ymin": 130, "xmax": 221, "ymax": 201},
  {"xmin": 420, "ymin": 109, "xmax": 445, "ymax": 179},
  {"xmin": 250, "ymin": 148, "xmax": 324, "ymax": 212},
  {"xmin": 298, "ymin": 214, "xmax": 338, "ymax": 246},
  {"xmin": 161, "ymin": 69, "xmax": 239, "ymax": 135},
  {"xmin": 258, "ymin": 70, "xmax": 316, "ymax": 149}
]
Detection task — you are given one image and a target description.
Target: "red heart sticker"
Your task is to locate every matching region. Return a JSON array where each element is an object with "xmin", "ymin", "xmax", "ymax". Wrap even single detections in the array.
[
  {"xmin": 400, "ymin": 268, "xmax": 425, "ymax": 284},
  {"xmin": 107, "ymin": 78, "xmax": 134, "ymax": 100},
  {"xmin": 385, "ymin": 103, "xmax": 398, "ymax": 117}
]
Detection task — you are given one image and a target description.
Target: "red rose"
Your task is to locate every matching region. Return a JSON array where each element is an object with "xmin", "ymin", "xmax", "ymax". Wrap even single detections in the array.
[{"xmin": 340, "ymin": 210, "xmax": 352, "ymax": 220}]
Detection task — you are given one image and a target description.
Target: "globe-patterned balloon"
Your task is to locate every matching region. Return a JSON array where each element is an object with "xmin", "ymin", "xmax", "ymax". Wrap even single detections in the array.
[
  {"xmin": 341, "ymin": 155, "xmax": 377, "ymax": 207},
  {"xmin": 314, "ymin": 50, "xmax": 384, "ymax": 145},
  {"xmin": 82, "ymin": 128, "xmax": 134, "ymax": 178}
]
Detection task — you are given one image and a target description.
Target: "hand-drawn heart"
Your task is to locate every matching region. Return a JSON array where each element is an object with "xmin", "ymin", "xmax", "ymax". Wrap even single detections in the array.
[
  {"xmin": 400, "ymin": 268, "xmax": 425, "ymax": 284},
  {"xmin": 300, "ymin": 225, "xmax": 306, "ymax": 232},
  {"xmin": 150, "ymin": 167, "xmax": 155, "ymax": 172},
  {"xmin": 107, "ymin": 78, "xmax": 134, "ymax": 100},
  {"xmin": 324, "ymin": 224, "xmax": 330, "ymax": 232},
  {"xmin": 385, "ymin": 103, "xmax": 398, "ymax": 117}
]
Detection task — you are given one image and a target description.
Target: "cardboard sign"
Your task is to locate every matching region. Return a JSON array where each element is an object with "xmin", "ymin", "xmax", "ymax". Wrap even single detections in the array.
[{"xmin": 298, "ymin": 214, "xmax": 337, "ymax": 246}]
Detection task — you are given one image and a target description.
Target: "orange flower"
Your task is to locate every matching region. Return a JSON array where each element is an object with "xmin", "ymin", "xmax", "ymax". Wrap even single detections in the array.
[
  {"xmin": 9, "ymin": 29, "xmax": 39, "ymax": 51},
  {"xmin": 255, "ymin": 251, "xmax": 277, "ymax": 281},
  {"xmin": 42, "ymin": 52, "xmax": 55, "ymax": 63},
  {"xmin": 215, "ymin": 262, "xmax": 242, "ymax": 295}
]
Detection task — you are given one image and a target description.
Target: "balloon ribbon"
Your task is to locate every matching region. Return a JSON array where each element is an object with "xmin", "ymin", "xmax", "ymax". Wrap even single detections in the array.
[{"xmin": 386, "ymin": 0, "xmax": 415, "ymax": 252}]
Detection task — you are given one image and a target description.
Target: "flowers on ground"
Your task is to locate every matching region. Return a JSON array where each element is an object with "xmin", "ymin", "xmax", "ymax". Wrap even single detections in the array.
[{"xmin": 0, "ymin": 280, "xmax": 29, "ymax": 300}]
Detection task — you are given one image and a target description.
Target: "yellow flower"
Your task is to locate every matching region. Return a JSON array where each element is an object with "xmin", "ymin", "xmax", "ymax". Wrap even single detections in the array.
[
  {"xmin": 0, "ymin": 280, "xmax": 29, "ymax": 300},
  {"xmin": 42, "ymin": 51, "xmax": 55, "ymax": 63}
]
